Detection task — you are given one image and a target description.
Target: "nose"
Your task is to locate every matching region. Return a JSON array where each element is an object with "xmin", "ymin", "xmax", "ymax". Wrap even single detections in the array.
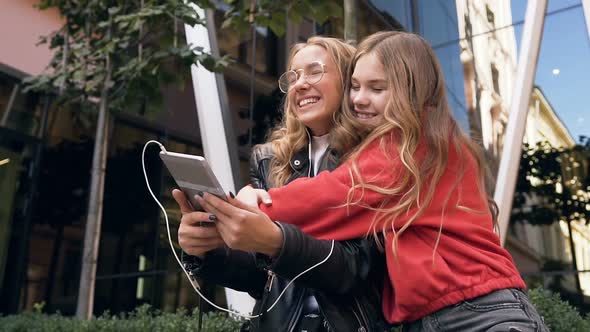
[
  {"xmin": 351, "ymin": 88, "xmax": 369, "ymax": 108},
  {"xmin": 292, "ymin": 74, "xmax": 310, "ymax": 92}
]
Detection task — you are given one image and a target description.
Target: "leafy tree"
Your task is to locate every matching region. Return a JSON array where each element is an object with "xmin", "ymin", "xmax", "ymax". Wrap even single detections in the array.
[
  {"xmin": 23, "ymin": 0, "xmax": 342, "ymax": 320},
  {"xmin": 512, "ymin": 138, "xmax": 590, "ymax": 227},
  {"xmin": 222, "ymin": 0, "xmax": 342, "ymax": 37},
  {"xmin": 512, "ymin": 137, "xmax": 590, "ymax": 307}
]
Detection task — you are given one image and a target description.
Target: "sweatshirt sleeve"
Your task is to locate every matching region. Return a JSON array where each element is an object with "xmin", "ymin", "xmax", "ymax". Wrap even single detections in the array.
[{"xmin": 259, "ymin": 139, "xmax": 400, "ymax": 241}]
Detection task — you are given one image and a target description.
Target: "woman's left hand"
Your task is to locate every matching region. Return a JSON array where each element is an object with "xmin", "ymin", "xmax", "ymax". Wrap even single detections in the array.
[
  {"xmin": 196, "ymin": 193, "xmax": 283, "ymax": 257},
  {"xmin": 236, "ymin": 186, "xmax": 272, "ymax": 207}
]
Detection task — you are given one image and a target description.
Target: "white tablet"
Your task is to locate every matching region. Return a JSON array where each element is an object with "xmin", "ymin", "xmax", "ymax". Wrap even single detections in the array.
[{"xmin": 159, "ymin": 151, "xmax": 227, "ymax": 211}]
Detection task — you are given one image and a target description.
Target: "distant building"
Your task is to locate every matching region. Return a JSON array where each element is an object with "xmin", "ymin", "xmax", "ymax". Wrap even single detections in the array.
[
  {"xmin": 456, "ymin": 0, "xmax": 518, "ymax": 169},
  {"xmin": 510, "ymin": 87, "xmax": 590, "ymax": 300},
  {"xmin": 456, "ymin": 0, "xmax": 590, "ymax": 304}
]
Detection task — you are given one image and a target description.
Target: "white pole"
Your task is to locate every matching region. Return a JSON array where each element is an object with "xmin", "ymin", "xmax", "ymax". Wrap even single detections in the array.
[
  {"xmin": 582, "ymin": 0, "xmax": 590, "ymax": 44},
  {"xmin": 184, "ymin": 4, "xmax": 255, "ymax": 315},
  {"xmin": 494, "ymin": 0, "xmax": 547, "ymax": 246}
]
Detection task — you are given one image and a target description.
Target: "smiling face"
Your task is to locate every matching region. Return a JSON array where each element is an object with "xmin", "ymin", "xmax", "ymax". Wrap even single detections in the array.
[
  {"xmin": 287, "ymin": 45, "xmax": 342, "ymax": 136},
  {"xmin": 349, "ymin": 53, "xmax": 388, "ymax": 127}
]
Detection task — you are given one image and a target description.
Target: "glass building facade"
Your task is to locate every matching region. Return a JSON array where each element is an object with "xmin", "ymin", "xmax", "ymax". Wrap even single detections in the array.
[{"xmin": 1, "ymin": 0, "xmax": 589, "ymax": 316}]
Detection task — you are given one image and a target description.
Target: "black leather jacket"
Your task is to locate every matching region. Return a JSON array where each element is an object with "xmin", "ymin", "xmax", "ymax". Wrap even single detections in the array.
[{"xmin": 183, "ymin": 143, "xmax": 389, "ymax": 332}]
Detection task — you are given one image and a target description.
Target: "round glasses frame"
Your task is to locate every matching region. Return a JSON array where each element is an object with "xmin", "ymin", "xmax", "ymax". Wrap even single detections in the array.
[{"xmin": 278, "ymin": 61, "xmax": 326, "ymax": 93}]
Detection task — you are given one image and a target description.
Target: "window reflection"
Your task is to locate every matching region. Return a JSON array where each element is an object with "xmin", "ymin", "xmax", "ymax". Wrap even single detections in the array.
[
  {"xmin": 414, "ymin": 1, "xmax": 470, "ymax": 129},
  {"xmin": 212, "ymin": 6, "xmax": 283, "ymax": 188},
  {"xmin": 507, "ymin": 1, "xmax": 590, "ymax": 309},
  {"xmin": 214, "ymin": 10, "xmax": 277, "ymax": 75},
  {"xmin": 455, "ymin": 0, "xmax": 518, "ymax": 169},
  {"xmin": 25, "ymin": 104, "xmax": 93, "ymax": 314},
  {"xmin": 0, "ymin": 131, "xmax": 37, "ymax": 314},
  {"xmin": 367, "ymin": 0, "xmax": 413, "ymax": 30}
]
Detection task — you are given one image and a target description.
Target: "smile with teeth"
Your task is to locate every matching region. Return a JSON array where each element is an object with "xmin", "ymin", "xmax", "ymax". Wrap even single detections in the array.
[
  {"xmin": 298, "ymin": 97, "xmax": 320, "ymax": 107},
  {"xmin": 354, "ymin": 111, "xmax": 377, "ymax": 119}
]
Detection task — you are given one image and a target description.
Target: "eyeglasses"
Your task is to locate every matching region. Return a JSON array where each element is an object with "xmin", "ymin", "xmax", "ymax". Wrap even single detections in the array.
[{"xmin": 278, "ymin": 61, "xmax": 326, "ymax": 93}]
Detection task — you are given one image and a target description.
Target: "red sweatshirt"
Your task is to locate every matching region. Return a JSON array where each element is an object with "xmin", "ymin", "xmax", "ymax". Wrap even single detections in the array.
[{"xmin": 259, "ymin": 135, "xmax": 525, "ymax": 323}]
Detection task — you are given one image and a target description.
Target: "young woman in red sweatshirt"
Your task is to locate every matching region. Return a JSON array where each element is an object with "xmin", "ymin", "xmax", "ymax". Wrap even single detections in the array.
[{"xmin": 197, "ymin": 31, "xmax": 549, "ymax": 331}]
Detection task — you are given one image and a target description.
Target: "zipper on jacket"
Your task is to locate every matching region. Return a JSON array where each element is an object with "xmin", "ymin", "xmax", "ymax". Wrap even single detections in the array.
[
  {"xmin": 317, "ymin": 304, "xmax": 337, "ymax": 332},
  {"xmin": 354, "ymin": 297, "xmax": 370, "ymax": 332},
  {"xmin": 351, "ymin": 308, "xmax": 365, "ymax": 332},
  {"xmin": 264, "ymin": 270, "xmax": 276, "ymax": 292},
  {"xmin": 257, "ymin": 270, "xmax": 276, "ymax": 316}
]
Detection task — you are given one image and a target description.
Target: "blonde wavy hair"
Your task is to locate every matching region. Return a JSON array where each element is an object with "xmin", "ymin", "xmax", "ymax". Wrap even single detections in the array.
[
  {"xmin": 342, "ymin": 31, "xmax": 498, "ymax": 257},
  {"xmin": 267, "ymin": 36, "xmax": 364, "ymax": 187}
]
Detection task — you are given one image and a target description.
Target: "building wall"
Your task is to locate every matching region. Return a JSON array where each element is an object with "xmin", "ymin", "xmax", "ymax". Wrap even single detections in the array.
[
  {"xmin": 455, "ymin": 0, "xmax": 517, "ymax": 163},
  {"xmin": 508, "ymin": 89, "xmax": 571, "ymax": 272},
  {"xmin": 0, "ymin": 0, "xmax": 63, "ymax": 76},
  {"xmin": 511, "ymin": 87, "xmax": 590, "ymax": 295}
]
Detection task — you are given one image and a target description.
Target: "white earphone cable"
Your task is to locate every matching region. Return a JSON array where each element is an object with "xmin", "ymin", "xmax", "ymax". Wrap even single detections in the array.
[{"xmin": 142, "ymin": 140, "xmax": 334, "ymax": 319}]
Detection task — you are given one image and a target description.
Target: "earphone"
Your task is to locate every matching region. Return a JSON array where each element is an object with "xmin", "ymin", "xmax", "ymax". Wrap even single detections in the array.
[{"xmin": 142, "ymin": 140, "xmax": 334, "ymax": 319}]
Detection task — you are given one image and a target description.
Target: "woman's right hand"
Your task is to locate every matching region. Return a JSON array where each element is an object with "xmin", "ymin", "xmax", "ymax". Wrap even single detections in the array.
[
  {"xmin": 197, "ymin": 193, "xmax": 283, "ymax": 257},
  {"xmin": 172, "ymin": 189, "xmax": 225, "ymax": 257}
]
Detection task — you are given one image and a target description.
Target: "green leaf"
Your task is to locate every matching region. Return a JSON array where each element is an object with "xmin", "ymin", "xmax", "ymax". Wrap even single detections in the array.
[
  {"xmin": 108, "ymin": 6, "xmax": 121, "ymax": 15},
  {"xmin": 267, "ymin": 12, "xmax": 286, "ymax": 36}
]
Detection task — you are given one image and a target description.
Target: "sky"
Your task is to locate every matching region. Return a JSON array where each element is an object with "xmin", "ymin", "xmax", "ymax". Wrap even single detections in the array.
[{"xmin": 511, "ymin": 0, "xmax": 590, "ymax": 143}]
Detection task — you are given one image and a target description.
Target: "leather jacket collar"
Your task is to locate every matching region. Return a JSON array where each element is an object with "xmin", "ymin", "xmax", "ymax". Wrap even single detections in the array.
[{"xmin": 288, "ymin": 130, "xmax": 340, "ymax": 180}]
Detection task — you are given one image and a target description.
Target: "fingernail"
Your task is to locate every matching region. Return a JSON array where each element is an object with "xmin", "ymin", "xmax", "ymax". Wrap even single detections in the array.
[
  {"xmin": 208, "ymin": 214, "xmax": 217, "ymax": 221},
  {"xmin": 264, "ymin": 198, "xmax": 272, "ymax": 204},
  {"xmin": 229, "ymin": 191, "xmax": 235, "ymax": 199}
]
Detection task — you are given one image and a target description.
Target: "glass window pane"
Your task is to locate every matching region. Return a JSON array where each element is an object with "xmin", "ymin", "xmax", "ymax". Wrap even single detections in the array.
[
  {"xmin": 509, "ymin": 0, "xmax": 590, "ymax": 304},
  {"xmin": 417, "ymin": 0, "xmax": 469, "ymax": 129},
  {"xmin": 0, "ymin": 130, "xmax": 38, "ymax": 313},
  {"xmin": 25, "ymin": 104, "xmax": 94, "ymax": 314},
  {"xmin": 367, "ymin": 0, "xmax": 413, "ymax": 30},
  {"xmin": 213, "ymin": 7, "xmax": 283, "ymax": 188}
]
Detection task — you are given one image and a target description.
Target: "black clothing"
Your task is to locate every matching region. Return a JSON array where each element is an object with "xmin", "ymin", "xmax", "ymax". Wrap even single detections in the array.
[{"xmin": 183, "ymin": 143, "xmax": 389, "ymax": 332}]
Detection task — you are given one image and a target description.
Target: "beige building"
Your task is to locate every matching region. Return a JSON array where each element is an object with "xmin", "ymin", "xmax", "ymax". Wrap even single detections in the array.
[
  {"xmin": 456, "ymin": 0, "xmax": 518, "ymax": 167},
  {"xmin": 510, "ymin": 87, "xmax": 590, "ymax": 296},
  {"xmin": 509, "ymin": 87, "xmax": 573, "ymax": 271}
]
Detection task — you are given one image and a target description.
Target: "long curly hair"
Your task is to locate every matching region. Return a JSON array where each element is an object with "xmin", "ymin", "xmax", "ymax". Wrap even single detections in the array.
[
  {"xmin": 267, "ymin": 36, "xmax": 364, "ymax": 187},
  {"xmin": 341, "ymin": 31, "xmax": 497, "ymax": 257}
]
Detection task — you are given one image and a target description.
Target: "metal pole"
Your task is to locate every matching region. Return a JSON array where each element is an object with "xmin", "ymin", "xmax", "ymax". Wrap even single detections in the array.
[
  {"xmin": 184, "ymin": 5, "xmax": 236, "ymax": 193},
  {"xmin": 494, "ymin": 0, "xmax": 547, "ymax": 246},
  {"xmin": 582, "ymin": 0, "xmax": 590, "ymax": 43},
  {"xmin": 184, "ymin": 3, "xmax": 254, "ymax": 315}
]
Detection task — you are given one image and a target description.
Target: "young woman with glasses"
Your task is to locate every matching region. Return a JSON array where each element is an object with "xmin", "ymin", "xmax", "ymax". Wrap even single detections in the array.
[{"xmin": 174, "ymin": 36, "xmax": 390, "ymax": 332}]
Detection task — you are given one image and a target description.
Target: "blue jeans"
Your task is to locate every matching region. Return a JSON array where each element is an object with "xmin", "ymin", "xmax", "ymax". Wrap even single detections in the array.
[{"xmin": 402, "ymin": 289, "xmax": 549, "ymax": 332}]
